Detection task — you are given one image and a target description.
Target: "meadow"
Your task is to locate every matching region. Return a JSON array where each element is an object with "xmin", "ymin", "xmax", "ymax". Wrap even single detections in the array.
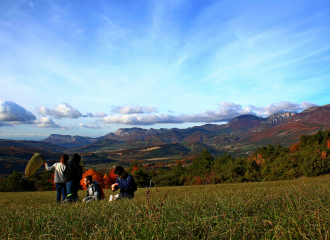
[{"xmin": 1, "ymin": 175, "xmax": 330, "ymax": 239}]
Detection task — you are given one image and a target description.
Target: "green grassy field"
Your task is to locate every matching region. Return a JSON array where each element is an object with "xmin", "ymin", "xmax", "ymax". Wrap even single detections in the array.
[{"xmin": 1, "ymin": 175, "xmax": 330, "ymax": 239}]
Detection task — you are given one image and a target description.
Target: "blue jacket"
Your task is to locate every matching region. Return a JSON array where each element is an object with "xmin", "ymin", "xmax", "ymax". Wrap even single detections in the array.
[{"xmin": 115, "ymin": 174, "xmax": 136, "ymax": 198}]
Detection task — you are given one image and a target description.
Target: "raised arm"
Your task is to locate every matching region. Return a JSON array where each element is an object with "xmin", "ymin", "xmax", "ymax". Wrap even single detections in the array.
[{"xmin": 44, "ymin": 163, "xmax": 55, "ymax": 171}]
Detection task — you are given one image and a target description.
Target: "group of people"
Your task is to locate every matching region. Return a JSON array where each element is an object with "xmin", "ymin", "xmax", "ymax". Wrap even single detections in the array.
[{"xmin": 45, "ymin": 153, "xmax": 136, "ymax": 203}]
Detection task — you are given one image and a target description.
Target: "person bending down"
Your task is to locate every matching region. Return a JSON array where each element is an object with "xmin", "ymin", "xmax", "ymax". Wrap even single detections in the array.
[
  {"xmin": 83, "ymin": 175, "xmax": 105, "ymax": 203},
  {"xmin": 110, "ymin": 166, "xmax": 137, "ymax": 201}
]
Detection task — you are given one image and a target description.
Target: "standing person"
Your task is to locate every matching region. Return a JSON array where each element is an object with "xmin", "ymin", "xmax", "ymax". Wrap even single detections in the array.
[
  {"xmin": 64, "ymin": 153, "xmax": 82, "ymax": 201},
  {"xmin": 110, "ymin": 166, "xmax": 137, "ymax": 201},
  {"xmin": 82, "ymin": 175, "xmax": 105, "ymax": 203},
  {"xmin": 44, "ymin": 154, "xmax": 69, "ymax": 203}
]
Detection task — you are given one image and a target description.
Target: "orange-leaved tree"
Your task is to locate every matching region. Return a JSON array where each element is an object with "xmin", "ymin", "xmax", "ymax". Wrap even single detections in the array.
[
  {"xmin": 104, "ymin": 168, "xmax": 117, "ymax": 189},
  {"xmin": 131, "ymin": 166, "xmax": 138, "ymax": 175},
  {"xmin": 80, "ymin": 169, "xmax": 105, "ymax": 190}
]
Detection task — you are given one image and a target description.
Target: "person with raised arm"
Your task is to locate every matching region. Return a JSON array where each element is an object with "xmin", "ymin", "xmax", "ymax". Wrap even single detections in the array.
[{"xmin": 44, "ymin": 154, "xmax": 69, "ymax": 203}]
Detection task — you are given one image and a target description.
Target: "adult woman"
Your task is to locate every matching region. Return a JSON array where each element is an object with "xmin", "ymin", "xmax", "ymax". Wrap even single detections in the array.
[{"xmin": 45, "ymin": 154, "xmax": 69, "ymax": 202}]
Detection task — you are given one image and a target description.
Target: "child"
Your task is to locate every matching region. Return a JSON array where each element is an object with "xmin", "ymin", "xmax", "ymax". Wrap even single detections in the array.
[
  {"xmin": 110, "ymin": 166, "xmax": 137, "ymax": 201},
  {"xmin": 44, "ymin": 154, "xmax": 69, "ymax": 203},
  {"xmin": 82, "ymin": 175, "xmax": 105, "ymax": 203}
]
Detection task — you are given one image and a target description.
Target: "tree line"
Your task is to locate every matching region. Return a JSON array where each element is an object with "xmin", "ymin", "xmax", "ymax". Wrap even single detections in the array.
[{"xmin": 1, "ymin": 129, "xmax": 330, "ymax": 191}]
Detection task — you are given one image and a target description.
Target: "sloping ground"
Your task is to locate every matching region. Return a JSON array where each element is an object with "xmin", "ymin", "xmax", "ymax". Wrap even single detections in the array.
[
  {"xmin": 0, "ymin": 146, "xmax": 61, "ymax": 160},
  {"xmin": 75, "ymin": 139, "xmax": 122, "ymax": 152},
  {"xmin": 0, "ymin": 140, "xmax": 66, "ymax": 152},
  {"xmin": 242, "ymin": 105, "xmax": 330, "ymax": 146},
  {"xmin": 106, "ymin": 143, "xmax": 191, "ymax": 160}
]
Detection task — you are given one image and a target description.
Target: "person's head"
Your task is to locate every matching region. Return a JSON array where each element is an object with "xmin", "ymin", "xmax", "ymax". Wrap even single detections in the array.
[
  {"xmin": 84, "ymin": 175, "xmax": 93, "ymax": 186},
  {"xmin": 60, "ymin": 154, "xmax": 69, "ymax": 165},
  {"xmin": 114, "ymin": 166, "xmax": 126, "ymax": 179},
  {"xmin": 72, "ymin": 153, "xmax": 81, "ymax": 164}
]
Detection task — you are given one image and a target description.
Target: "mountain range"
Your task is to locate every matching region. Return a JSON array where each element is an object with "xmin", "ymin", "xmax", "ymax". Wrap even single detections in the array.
[
  {"xmin": 40, "ymin": 105, "xmax": 330, "ymax": 155},
  {"xmin": 1, "ymin": 104, "xmax": 330, "ymax": 174}
]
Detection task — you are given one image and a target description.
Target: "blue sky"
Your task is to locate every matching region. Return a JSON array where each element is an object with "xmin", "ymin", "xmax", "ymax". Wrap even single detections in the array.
[{"xmin": 1, "ymin": 0, "xmax": 330, "ymax": 140}]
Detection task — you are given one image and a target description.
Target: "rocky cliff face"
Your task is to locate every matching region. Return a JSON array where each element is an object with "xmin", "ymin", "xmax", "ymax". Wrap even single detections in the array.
[
  {"xmin": 103, "ymin": 127, "xmax": 170, "ymax": 140},
  {"xmin": 266, "ymin": 112, "xmax": 295, "ymax": 124},
  {"xmin": 283, "ymin": 105, "xmax": 330, "ymax": 124},
  {"xmin": 41, "ymin": 134, "xmax": 98, "ymax": 148}
]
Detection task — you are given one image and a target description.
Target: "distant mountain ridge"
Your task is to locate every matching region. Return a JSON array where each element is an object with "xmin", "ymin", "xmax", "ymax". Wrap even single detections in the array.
[
  {"xmin": 39, "ymin": 110, "xmax": 296, "ymax": 149},
  {"xmin": 18, "ymin": 104, "xmax": 326, "ymax": 156},
  {"xmin": 3, "ymin": 104, "xmax": 330, "ymax": 174},
  {"xmin": 41, "ymin": 134, "xmax": 98, "ymax": 148}
]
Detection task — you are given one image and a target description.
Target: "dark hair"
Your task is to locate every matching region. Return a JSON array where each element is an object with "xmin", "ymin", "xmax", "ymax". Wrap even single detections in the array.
[
  {"xmin": 85, "ymin": 175, "xmax": 93, "ymax": 182},
  {"xmin": 72, "ymin": 153, "xmax": 81, "ymax": 164},
  {"xmin": 114, "ymin": 166, "xmax": 125, "ymax": 175},
  {"xmin": 60, "ymin": 154, "xmax": 69, "ymax": 165}
]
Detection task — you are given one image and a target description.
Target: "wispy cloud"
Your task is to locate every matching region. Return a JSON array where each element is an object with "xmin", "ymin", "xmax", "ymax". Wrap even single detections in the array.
[
  {"xmin": 0, "ymin": 1, "xmax": 329, "ymax": 138},
  {"xmin": 37, "ymin": 103, "xmax": 82, "ymax": 119}
]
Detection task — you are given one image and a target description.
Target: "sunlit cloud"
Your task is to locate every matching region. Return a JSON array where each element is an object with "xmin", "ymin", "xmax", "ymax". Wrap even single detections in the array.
[
  {"xmin": 34, "ymin": 117, "xmax": 61, "ymax": 128},
  {"xmin": 37, "ymin": 103, "xmax": 82, "ymax": 119},
  {"xmin": 100, "ymin": 101, "xmax": 317, "ymax": 125},
  {"xmin": 249, "ymin": 101, "xmax": 318, "ymax": 116},
  {"xmin": 111, "ymin": 104, "xmax": 158, "ymax": 114},
  {"xmin": 0, "ymin": 99, "xmax": 36, "ymax": 122}
]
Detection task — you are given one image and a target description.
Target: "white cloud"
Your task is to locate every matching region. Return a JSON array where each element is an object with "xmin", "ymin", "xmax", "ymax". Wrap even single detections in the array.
[
  {"xmin": 93, "ymin": 112, "xmax": 108, "ymax": 118},
  {"xmin": 100, "ymin": 114, "xmax": 182, "ymax": 125},
  {"xmin": 0, "ymin": 100, "xmax": 36, "ymax": 122},
  {"xmin": 100, "ymin": 101, "xmax": 317, "ymax": 125},
  {"xmin": 248, "ymin": 101, "xmax": 318, "ymax": 116},
  {"xmin": 34, "ymin": 117, "xmax": 60, "ymax": 128},
  {"xmin": 79, "ymin": 123, "xmax": 102, "ymax": 129},
  {"xmin": 37, "ymin": 103, "xmax": 82, "ymax": 119},
  {"xmin": 111, "ymin": 104, "xmax": 158, "ymax": 114}
]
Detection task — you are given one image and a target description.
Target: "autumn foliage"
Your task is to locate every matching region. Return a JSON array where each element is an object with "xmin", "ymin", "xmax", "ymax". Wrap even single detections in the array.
[
  {"xmin": 289, "ymin": 143, "xmax": 300, "ymax": 153},
  {"xmin": 80, "ymin": 168, "xmax": 117, "ymax": 190},
  {"xmin": 104, "ymin": 168, "xmax": 117, "ymax": 189},
  {"xmin": 131, "ymin": 166, "xmax": 138, "ymax": 175}
]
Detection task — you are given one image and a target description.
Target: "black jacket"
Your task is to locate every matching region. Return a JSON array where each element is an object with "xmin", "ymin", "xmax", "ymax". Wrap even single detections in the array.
[{"xmin": 64, "ymin": 159, "xmax": 82, "ymax": 182}]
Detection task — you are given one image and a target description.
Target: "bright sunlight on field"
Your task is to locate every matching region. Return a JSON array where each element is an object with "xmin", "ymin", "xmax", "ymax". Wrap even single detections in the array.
[{"xmin": 1, "ymin": 175, "xmax": 330, "ymax": 239}]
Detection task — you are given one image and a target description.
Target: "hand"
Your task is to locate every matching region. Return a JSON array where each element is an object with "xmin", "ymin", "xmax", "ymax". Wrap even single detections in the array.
[{"xmin": 111, "ymin": 183, "xmax": 118, "ymax": 191}]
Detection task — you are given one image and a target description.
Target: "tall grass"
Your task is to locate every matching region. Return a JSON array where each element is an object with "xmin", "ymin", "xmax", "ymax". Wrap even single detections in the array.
[{"xmin": 1, "ymin": 175, "xmax": 330, "ymax": 239}]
